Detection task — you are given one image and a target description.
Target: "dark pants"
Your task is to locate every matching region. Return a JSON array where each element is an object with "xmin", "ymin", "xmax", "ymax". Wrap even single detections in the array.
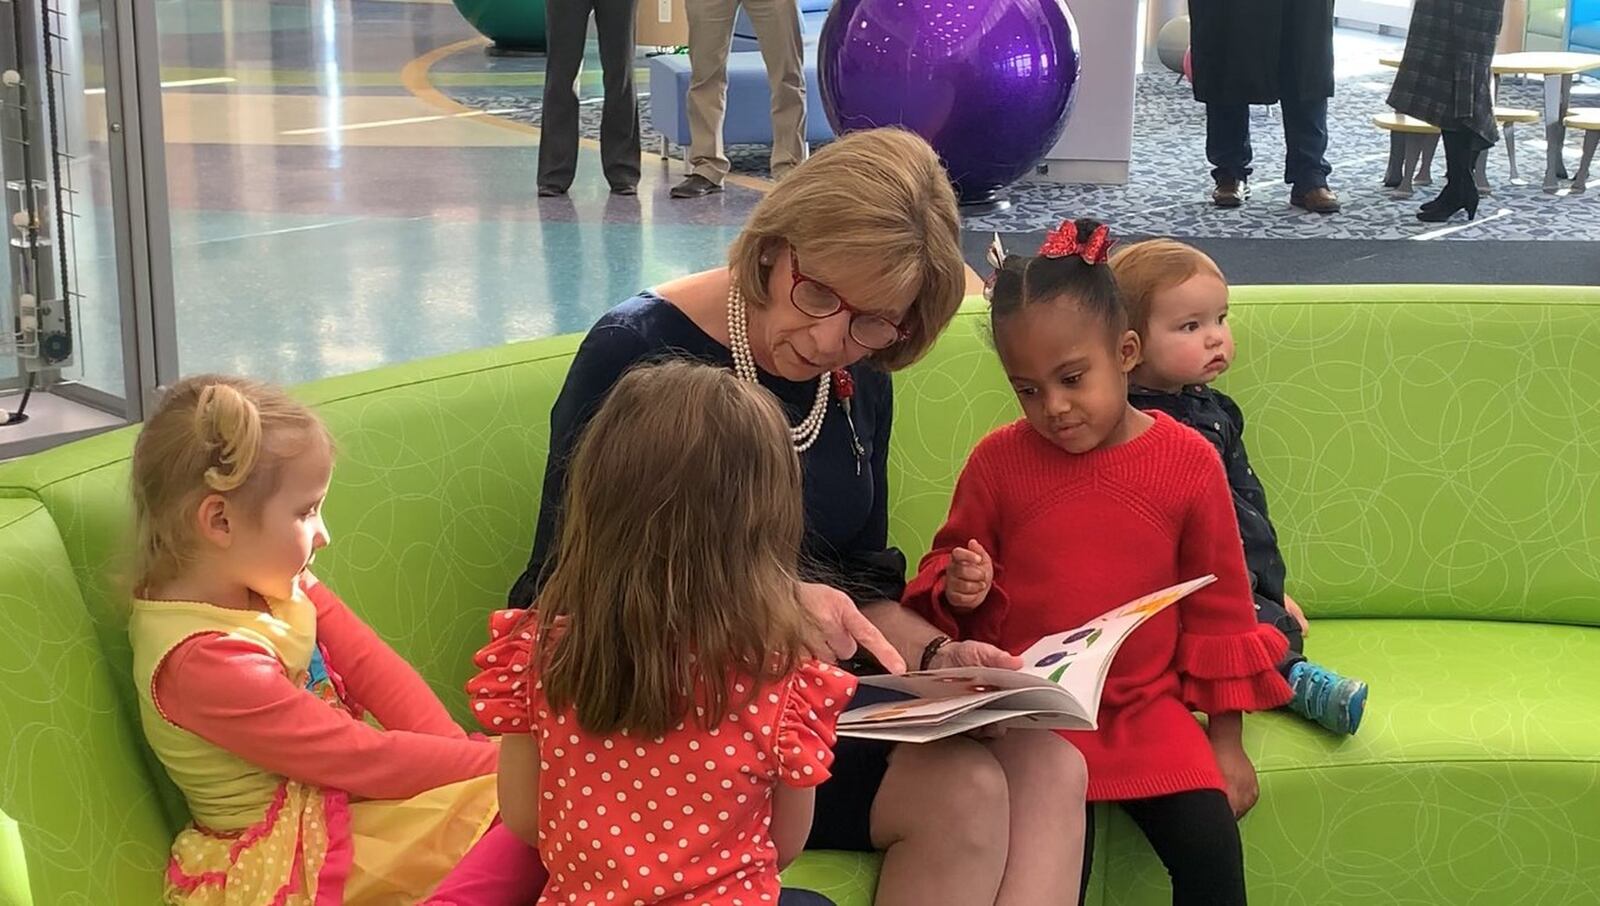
[
  {"xmin": 539, "ymin": 0, "xmax": 642, "ymax": 191},
  {"xmin": 1082, "ymin": 790, "xmax": 1248, "ymax": 906},
  {"xmin": 1206, "ymin": 94, "xmax": 1331, "ymax": 192},
  {"xmin": 1254, "ymin": 592, "xmax": 1306, "ymax": 678}
]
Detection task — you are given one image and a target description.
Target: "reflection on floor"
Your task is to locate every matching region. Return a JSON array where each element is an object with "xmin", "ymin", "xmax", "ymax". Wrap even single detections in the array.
[
  {"xmin": 52, "ymin": 0, "xmax": 1600, "ymax": 398},
  {"xmin": 66, "ymin": 0, "xmax": 763, "ymax": 395}
]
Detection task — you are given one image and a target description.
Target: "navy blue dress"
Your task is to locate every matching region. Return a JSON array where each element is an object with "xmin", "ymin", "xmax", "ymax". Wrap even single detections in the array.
[
  {"xmin": 510, "ymin": 292, "xmax": 907, "ymax": 609},
  {"xmin": 511, "ymin": 292, "xmax": 903, "ymax": 852}
]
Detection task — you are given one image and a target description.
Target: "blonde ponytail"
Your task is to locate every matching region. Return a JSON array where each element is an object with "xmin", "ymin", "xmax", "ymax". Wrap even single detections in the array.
[
  {"xmin": 195, "ymin": 383, "xmax": 263, "ymax": 492},
  {"xmin": 130, "ymin": 374, "xmax": 333, "ymax": 589}
]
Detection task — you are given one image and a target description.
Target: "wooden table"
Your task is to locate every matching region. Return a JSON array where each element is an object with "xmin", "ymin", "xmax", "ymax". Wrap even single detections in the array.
[
  {"xmin": 1379, "ymin": 51, "xmax": 1600, "ymax": 190},
  {"xmin": 1492, "ymin": 53, "xmax": 1600, "ymax": 190}
]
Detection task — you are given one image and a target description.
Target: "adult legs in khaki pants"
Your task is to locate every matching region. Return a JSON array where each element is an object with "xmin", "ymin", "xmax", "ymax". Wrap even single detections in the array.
[{"xmin": 672, "ymin": 0, "xmax": 807, "ymax": 197}]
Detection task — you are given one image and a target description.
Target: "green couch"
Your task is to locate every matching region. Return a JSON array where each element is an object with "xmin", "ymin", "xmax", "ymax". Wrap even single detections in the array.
[{"xmin": 2, "ymin": 286, "xmax": 1598, "ymax": 905}]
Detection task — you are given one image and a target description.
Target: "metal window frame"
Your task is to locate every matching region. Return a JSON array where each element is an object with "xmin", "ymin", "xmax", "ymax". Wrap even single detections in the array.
[{"xmin": 6, "ymin": 0, "xmax": 176, "ymax": 440}]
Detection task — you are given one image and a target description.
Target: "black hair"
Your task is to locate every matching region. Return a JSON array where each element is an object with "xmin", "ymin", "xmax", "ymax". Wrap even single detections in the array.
[{"xmin": 988, "ymin": 218, "xmax": 1127, "ymax": 341}]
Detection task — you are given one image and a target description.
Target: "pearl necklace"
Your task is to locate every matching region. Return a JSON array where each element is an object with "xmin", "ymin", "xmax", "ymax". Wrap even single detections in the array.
[{"xmin": 727, "ymin": 282, "xmax": 830, "ymax": 452}]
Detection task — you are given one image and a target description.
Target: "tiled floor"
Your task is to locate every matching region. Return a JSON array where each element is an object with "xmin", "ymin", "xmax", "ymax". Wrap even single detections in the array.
[
  {"xmin": 22, "ymin": 0, "xmax": 1600, "ymax": 407},
  {"xmin": 56, "ymin": 0, "xmax": 765, "ymax": 400}
]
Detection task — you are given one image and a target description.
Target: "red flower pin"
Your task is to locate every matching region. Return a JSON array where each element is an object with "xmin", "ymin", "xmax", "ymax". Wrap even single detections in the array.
[{"xmin": 833, "ymin": 369, "xmax": 865, "ymax": 474}]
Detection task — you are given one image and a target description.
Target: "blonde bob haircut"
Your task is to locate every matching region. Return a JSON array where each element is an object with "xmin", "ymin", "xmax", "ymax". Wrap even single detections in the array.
[{"xmin": 727, "ymin": 127, "xmax": 966, "ymax": 371}]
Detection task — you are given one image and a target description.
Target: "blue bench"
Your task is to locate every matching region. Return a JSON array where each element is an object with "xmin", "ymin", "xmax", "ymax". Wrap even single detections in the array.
[{"xmin": 646, "ymin": 43, "xmax": 834, "ymax": 156}]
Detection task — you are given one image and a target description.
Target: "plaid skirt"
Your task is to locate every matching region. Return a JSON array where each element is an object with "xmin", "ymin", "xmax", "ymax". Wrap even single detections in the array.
[{"xmin": 1386, "ymin": 0, "xmax": 1506, "ymax": 146}]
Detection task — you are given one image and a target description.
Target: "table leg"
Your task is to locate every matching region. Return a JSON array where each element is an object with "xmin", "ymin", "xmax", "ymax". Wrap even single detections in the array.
[
  {"xmin": 1543, "ymin": 74, "xmax": 1566, "ymax": 192},
  {"xmin": 1571, "ymin": 130, "xmax": 1599, "ymax": 194},
  {"xmin": 1395, "ymin": 135, "xmax": 1422, "ymax": 197},
  {"xmin": 1417, "ymin": 134, "xmax": 1438, "ymax": 185},
  {"xmin": 1558, "ymin": 75, "xmax": 1573, "ymax": 179},
  {"xmin": 1384, "ymin": 132, "xmax": 1404, "ymax": 188}
]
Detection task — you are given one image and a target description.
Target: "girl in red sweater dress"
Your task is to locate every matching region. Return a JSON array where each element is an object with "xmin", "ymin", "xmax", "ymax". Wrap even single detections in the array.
[
  {"xmin": 903, "ymin": 220, "xmax": 1293, "ymax": 906},
  {"xmin": 466, "ymin": 361, "xmax": 853, "ymax": 906}
]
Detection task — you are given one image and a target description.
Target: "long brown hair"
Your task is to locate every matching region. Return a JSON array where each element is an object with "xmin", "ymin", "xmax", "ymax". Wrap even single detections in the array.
[
  {"xmin": 130, "ymin": 375, "xmax": 333, "ymax": 591},
  {"xmin": 535, "ymin": 360, "xmax": 812, "ymax": 737}
]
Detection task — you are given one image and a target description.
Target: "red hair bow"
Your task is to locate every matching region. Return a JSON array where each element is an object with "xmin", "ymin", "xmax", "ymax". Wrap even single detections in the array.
[{"xmin": 1038, "ymin": 221, "xmax": 1115, "ymax": 265}]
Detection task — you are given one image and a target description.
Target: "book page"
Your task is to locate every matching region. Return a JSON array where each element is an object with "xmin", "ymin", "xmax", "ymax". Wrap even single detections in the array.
[
  {"xmin": 1017, "ymin": 575, "xmax": 1216, "ymax": 725},
  {"xmin": 839, "ymin": 688, "xmax": 1022, "ymax": 726},
  {"xmin": 856, "ymin": 664, "xmax": 1060, "ymax": 701},
  {"xmin": 850, "ymin": 576, "xmax": 1216, "ymax": 735},
  {"xmin": 840, "ymin": 707, "xmax": 1094, "ymax": 743},
  {"xmin": 840, "ymin": 686, "xmax": 1091, "ymax": 730}
]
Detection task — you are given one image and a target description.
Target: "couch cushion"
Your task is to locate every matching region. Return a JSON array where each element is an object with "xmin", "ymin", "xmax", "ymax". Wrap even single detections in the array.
[
  {"xmin": 782, "ymin": 850, "xmax": 877, "ymax": 906},
  {"xmin": 1099, "ymin": 618, "xmax": 1600, "ymax": 905},
  {"xmin": 890, "ymin": 288, "xmax": 1600, "ymax": 626},
  {"xmin": 0, "ymin": 498, "xmax": 170, "ymax": 904},
  {"xmin": 788, "ymin": 618, "xmax": 1600, "ymax": 905}
]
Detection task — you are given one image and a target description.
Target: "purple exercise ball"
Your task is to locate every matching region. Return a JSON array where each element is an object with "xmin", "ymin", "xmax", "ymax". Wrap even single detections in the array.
[{"xmin": 817, "ymin": 0, "xmax": 1082, "ymax": 204}]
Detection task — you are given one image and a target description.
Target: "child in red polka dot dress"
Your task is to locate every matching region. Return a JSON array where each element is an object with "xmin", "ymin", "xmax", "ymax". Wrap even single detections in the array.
[{"xmin": 464, "ymin": 361, "xmax": 855, "ymax": 906}]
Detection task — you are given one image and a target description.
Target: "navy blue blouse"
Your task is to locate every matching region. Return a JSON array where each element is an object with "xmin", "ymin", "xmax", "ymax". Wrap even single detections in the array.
[{"xmin": 510, "ymin": 292, "xmax": 908, "ymax": 608}]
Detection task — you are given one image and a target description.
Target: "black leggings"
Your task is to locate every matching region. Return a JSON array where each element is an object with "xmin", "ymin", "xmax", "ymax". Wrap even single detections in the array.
[{"xmin": 1081, "ymin": 789, "xmax": 1246, "ymax": 906}]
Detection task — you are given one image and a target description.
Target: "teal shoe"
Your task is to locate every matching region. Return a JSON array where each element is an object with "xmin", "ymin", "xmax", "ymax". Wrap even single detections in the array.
[{"xmin": 1287, "ymin": 661, "xmax": 1368, "ymax": 735}]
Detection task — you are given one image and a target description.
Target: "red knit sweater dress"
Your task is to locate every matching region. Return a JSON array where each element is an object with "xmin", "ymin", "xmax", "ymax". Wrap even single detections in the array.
[{"xmin": 904, "ymin": 412, "xmax": 1293, "ymax": 801}]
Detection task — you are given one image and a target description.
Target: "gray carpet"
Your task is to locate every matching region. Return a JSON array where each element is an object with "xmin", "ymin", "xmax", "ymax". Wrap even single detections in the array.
[
  {"xmin": 963, "ymin": 232, "xmax": 1600, "ymax": 286},
  {"xmin": 444, "ymin": 40, "xmax": 1600, "ymax": 276}
]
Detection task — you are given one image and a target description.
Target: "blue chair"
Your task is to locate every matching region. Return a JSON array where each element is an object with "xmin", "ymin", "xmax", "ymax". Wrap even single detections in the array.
[
  {"xmin": 1572, "ymin": 0, "xmax": 1600, "ymax": 53},
  {"xmin": 646, "ymin": 44, "xmax": 834, "ymax": 159}
]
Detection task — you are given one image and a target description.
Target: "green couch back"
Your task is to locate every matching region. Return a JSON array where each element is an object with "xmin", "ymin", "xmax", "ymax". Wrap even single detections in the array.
[
  {"xmin": 1, "ymin": 285, "xmax": 1597, "ymax": 902},
  {"xmin": 889, "ymin": 287, "xmax": 1600, "ymax": 628}
]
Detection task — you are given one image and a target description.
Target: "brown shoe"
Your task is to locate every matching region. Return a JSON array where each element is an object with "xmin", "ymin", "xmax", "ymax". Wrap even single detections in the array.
[
  {"xmin": 1291, "ymin": 186, "xmax": 1342, "ymax": 214},
  {"xmin": 1212, "ymin": 179, "xmax": 1248, "ymax": 208}
]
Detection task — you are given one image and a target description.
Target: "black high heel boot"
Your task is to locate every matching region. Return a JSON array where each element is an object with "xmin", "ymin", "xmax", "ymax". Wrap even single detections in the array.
[{"xmin": 1419, "ymin": 130, "xmax": 1481, "ymax": 222}]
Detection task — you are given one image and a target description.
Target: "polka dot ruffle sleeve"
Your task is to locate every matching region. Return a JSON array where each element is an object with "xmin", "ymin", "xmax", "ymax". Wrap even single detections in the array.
[
  {"xmin": 467, "ymin": 609, "xmax": 536, "ymax": 734},
  {"xmin": 776, "ymin": 660, "xmax": 857, "ymax": 789}
]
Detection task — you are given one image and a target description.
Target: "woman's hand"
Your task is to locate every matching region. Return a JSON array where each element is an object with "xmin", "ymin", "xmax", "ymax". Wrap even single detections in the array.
[
  {"xmin": 798, "ymin": 582, "xmax": 907, "ymax": 674},
  {"xmin": 943, "ymin": 540, "xmax": 994, "ymax": 611},
  {"xmin": 928, "ymin": 639, "xmax": 1023, "ymax": 671},
  {"xmin": 928, "ymin": 640, "xmax": 1022, "ymax": 739}
]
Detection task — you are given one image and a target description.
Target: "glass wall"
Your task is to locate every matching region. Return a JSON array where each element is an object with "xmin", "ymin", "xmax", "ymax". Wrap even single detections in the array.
[{"xmin": 0, "ymin": 0, "xmax": 174, "ymax": 458}]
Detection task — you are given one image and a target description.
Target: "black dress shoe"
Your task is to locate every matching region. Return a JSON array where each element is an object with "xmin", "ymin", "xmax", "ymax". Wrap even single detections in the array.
[
  {"xmin": 537, "ymin": 184, "xmax": 567, "ymax": 198},
  {"xmin": 670, "ymin": 174, "xmax": 723, "ymax": 199},
  {"xmin": 610, "ymin": 183, "xmax": 638, "ymax": 196}
]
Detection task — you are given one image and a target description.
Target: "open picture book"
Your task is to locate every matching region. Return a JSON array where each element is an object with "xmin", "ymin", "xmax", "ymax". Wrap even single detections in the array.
[{"xmin": 837, "ymin": 575, "xmax": 1217, "ymax": 743}]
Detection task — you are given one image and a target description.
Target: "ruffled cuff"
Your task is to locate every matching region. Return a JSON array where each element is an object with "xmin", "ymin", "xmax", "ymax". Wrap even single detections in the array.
[
  {"xmin": 467, "ymin": 610, "xmax": 537, "ymax": 733},
  {"xmin": 917, "ymin": 554, "xmax": 1013, "ymax": 644},
  {"xmin": 776, "ymin": 660, "xmax": 858, "ymax": 788},
  {"xmin": 1177, "ymin": 623, "xmax": 1293, "ymax": 714}
]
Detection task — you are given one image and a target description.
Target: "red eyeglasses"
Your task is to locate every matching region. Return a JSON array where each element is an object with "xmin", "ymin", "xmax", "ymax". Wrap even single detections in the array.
[{"xmin": 787, "ymin": 248, "xmax": 908, "ymax": 351}]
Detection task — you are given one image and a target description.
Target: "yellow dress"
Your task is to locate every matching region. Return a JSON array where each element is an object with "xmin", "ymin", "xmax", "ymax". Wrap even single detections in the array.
[{"xmin": 130, "ymin": 590, "xmax": 498, "ymax": 905}]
